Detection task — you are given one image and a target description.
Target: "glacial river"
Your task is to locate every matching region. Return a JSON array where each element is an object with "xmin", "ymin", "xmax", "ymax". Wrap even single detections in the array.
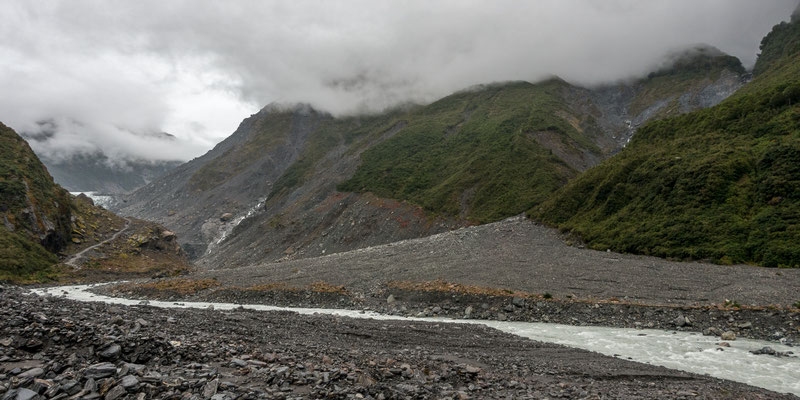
[{"xmin": 30, "ymin": 284, "xmax": 800, "ymax": 397}]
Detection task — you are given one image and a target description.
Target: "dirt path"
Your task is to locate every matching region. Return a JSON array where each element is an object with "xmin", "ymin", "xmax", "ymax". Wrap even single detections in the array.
[
  {"xmin": 195, "ymin": 216, "xmax": 800, "ymax": 307},
  {"xmin": 65, "ymin": 217, "xmax": 131, "ymax": 268}
]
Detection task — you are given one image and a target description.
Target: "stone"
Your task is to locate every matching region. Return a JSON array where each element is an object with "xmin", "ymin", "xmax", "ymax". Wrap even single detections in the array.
[
  {"xmin": 120, "ymin": 375, "xmax": 139, "ymax": 390},
  {"xmin": 702, "ymin": 327, "xmax": 722, "ymax": 336},
  {"xmin": 737, "ymin": 321, "xmax": 753, "ymax": 329},
  {"xmin": 13, "ymin": 388, "xmax": 38, "ymax": 400},
  {"xmin": 85, "ymin": 363, "xmax": 117, "ymax": 379},
  {"xmin": 18, "ymin": 367, "xmax": 44, "ymax": 379},
  {"xmin": 99, "ymin": 344, "xmax": 121, "ymax": 360},
  {"xmin": 512, "ymin": 297, "xmax": 525, "ymax": 307},
  {"xmin": 62, "ymin": 380, "xmax": 80, "ymax": 395},
  {"xmin": 386, "ymin": 295, "xmax": 396, "ymax": 304},
  {"xmin": 464, "ymin": 366, "xmax": 481, "ymax": 374},
  {"xmin": 464, "ymin": 306, "xmax": 473, "ymax": 317},
  {"xmin": 202, "ymin": 379, "xmax": 219, "ymax": 399},
  {"xmin": 751, "ymin": 346, "xmax": 777, "ymax": 356},
  {"xmin": 220, "ymin": 213, "xmax": 234, "ymax": 222},
  {"xmin": 230, "ymin": 359, "xmax": 247, "ymax": 368},
  {"xmin": 721, "ymin": 331, "xmax": 736, "ymax": 341},
  {"xmin": 104, "ymin": 385, "xmax": 126, "ymax": 400},
  {"xmin": 673, "ymin": 315, "xmax": 690, "ymax": 327}
]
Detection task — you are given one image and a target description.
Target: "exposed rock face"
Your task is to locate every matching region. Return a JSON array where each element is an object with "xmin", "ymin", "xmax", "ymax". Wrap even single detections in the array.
[{"xmin": 115, "ymin": 49, "xmax": 746, "ymax": 270}]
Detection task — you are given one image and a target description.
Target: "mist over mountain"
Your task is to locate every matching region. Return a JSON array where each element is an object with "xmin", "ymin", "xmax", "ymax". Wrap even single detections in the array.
[{"xmin": 0, "ymin": 0, "xmax": 796, "ymax": 165}]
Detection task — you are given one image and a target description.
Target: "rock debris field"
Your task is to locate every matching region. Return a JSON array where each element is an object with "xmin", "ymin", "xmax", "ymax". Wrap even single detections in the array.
[{"xmin": 1, "ymin": 285, "xmax": 795, "ymax": 400}]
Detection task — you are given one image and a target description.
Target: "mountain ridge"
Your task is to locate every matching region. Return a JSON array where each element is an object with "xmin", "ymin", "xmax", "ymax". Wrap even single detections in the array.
[
  {"xmin": 116, "ymin": 46, "xmax": 747, "ymax": 268},
  {"xmin": 533, "ymin": 14, "xmax": 800, "ymax": 267}
]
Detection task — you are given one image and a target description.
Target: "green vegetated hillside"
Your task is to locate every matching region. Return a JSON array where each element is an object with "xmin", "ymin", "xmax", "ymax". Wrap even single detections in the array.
[
  {"xmin": 534, "ymin": 15, "xmax": 800, "ymax": 267},
  {"xmin": 338, "ymin": 79, "xmax": 604, "ymax": 223},
  {"xmin": 0, "ymin": 122, "xmax": 73, "ymax": 281},
  {"xmin": 1, "ymin": 122, "xmax": 191, "ymax": 282}
]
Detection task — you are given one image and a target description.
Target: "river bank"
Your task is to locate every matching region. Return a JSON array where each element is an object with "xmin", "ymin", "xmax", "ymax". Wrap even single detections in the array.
[
  {"xmin": 4, "ymin": 284, "xmax": 797, "ymax": 399},
  {"xmin": 100, "ymin": 279, "xmax": 800, "ymax": 344}
]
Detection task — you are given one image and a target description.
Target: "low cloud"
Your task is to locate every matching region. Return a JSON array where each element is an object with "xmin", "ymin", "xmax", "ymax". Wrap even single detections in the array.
[{"xmin": 0, "ymin": 0, "xmax": 797, "ymax": 162}]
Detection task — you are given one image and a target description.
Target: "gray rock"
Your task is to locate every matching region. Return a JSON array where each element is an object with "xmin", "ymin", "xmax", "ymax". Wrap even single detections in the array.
[
  {"xmin": 703, "ymin": 327, "xmax": 722, "ymax": 336},
  {"xmin": 104, "ymin": 385, "xmax": 126, "ymax": 400},
  {"xmin": 737, "ymin": 321, "xmax": 753, "ymax": 329},
  {"xmin": 230, "ymin": 359, "xmax": 247, "ymax": 368},
  {"xmin": 99, "ymin": 344, "xmax": 121, "ymax": 360},
  {"xmin": 497, "ymin": 313, "xmax": 507, "ymax": 321},
  {"xmin": 721, "ymin": 331, "xmax": 737, "ymax": 341},
  {"xmin": 386, "ymin": 295, "xmax": 396, "ymax": 304},
  {"xmin": 750, "ymin": 346, "xmax": 777, "ymax": 356},
  {"xmin": 202, "ymin": 379, "xmax": 219, "ymax": 399},
  {"xmin": 13, "ymin": 388, "xmax": 38, "ymax": 400},
  {"xmin": 512, "ymin": 297, "xmax": 525, "ymax": 307},
  {"xmin": 464, "ymin": 306, "xmax": 473, "ymax": 317},
  {"xmin": 673, "ymin": 315, "xmax": 690, "ymax": 327},
  {"xmin": 85, "ymin": 363, "xmax": 117, "ymax": 379},
  {"xmin": 120, "ymin": 375, "xmax": 139, "ymax": 390},
  {"xmin": 17, "ymin": 367, "xmax": 44, "ymax": 378},
  {"xmin": 62, "ymin": 380, "xmax": 80, "ymax": 395},
  {"xmin": 431, "ymin": 306, "xmax": 441, "ymax": 314}
]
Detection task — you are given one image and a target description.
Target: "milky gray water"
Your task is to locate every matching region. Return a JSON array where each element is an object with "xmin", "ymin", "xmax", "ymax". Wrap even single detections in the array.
[{"xmin": 30, "ymin": 284, "xmax": 800, "ymax": 397}]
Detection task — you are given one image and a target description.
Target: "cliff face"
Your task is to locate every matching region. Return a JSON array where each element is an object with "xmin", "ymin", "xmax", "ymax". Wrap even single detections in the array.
[{"xmin": 116, "ymin": 49, "xmax": 746, "ymax": 270}]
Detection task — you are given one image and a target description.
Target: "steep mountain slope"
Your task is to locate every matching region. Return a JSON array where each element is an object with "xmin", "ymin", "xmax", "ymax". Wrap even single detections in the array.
[
  {"xmin": 534, "ymin": 15, "xmax": 800, "ymax": 267},
  {"xmin": 0, "ymin": 122, "xmax": 189, "ymax": 282},
  {"xmin": 0, "ymin": 122, "xmax": 73, "ymax": 279},
  {"xmin": 340, "ymin": 51, "xmax": 745, "ymax": 223},
  {"xmin": 117, "ymin": 47, "xmax": 745, "ymax": 268}
]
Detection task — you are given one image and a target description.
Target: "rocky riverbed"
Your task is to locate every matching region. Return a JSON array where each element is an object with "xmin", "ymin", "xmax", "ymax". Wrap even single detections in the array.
[
  {"xmin": 101, "ymin": 280, "xmax": 800, "ymax": 344},
  {"xmin": 2, "ymin": 284, "xmax": 796, "ymax": 399}
]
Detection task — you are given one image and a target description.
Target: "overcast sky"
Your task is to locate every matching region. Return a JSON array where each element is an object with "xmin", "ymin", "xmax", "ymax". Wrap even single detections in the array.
[{"xmin": 0, "ymin": 0, "xmax": 797, "ymax": 164}]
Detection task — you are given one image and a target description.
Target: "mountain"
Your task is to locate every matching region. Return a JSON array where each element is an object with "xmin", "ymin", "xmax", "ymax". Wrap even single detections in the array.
[
  {"xmin": 116, "ymin": 47, "xmax": 746, "ymax": 268},
  {"xmin": 533, "ymin": 15, "xmax": 800, "ymax": 267},
  {"xmin": 40, "ymin": 153, "xmax": 181, "ymax": 193},
  {"xmin": 0, "ymin": 122, "xmax": 74, "ymax": 279},
  {"xmin": 0, "ymin": 122, "xmax": 189, "ymax": 282},
  {"xmin": 21, "ymin": 125, "xmax": 182, "ymax": 194}
]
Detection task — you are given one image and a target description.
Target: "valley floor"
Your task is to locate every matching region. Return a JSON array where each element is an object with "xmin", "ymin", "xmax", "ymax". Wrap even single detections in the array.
[
  {"xmin": 193, "ymin": 216, "xmax": 800, "ymax": 307},
  {"xmin": 102, "ymin": 216, "xmax": 800, "ymax": 343},
  {"xmin": 1, "ymin": 285, "xmax": 794, "ymax": 399}
]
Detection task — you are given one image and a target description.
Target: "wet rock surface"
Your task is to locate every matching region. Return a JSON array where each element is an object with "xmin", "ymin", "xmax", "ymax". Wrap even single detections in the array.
[{"xmin": 2, "ymin": 285, "xmax": 793, "ymax": 399}]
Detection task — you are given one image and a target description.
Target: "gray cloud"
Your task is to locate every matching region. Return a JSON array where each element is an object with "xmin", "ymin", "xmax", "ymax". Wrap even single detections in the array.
[{"xmin": 0, "ymin": 0, "xmax": 797, "ymax": 162}]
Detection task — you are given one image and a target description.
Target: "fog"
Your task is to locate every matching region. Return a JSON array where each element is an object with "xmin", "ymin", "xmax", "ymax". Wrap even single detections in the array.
[{"xmin": 0, "ymin": 0, "xmax": 796, "ymax": 162}]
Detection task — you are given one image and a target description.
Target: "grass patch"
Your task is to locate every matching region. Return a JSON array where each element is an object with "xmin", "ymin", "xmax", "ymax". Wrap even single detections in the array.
[{"xmin": 0, "ymin": 229, "xmax": 63, "ymax": 283}]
